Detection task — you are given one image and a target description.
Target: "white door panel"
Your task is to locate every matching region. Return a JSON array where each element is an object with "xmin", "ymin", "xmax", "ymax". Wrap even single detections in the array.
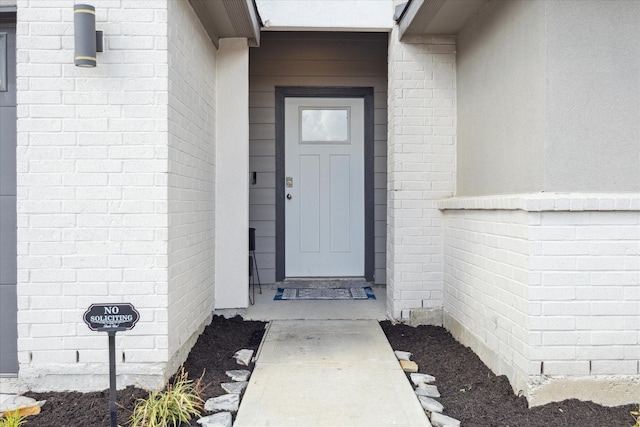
[
  {"xmin": 330, "ymin": 154, "xmax": 351, "ymax": 253},
  {"xmin": 285, "ymin": 98, "xmax": 364, "ymax": 277},
  {"xmin": 299, "ymin": 154, "xmax": 320, "ymax": 253}
]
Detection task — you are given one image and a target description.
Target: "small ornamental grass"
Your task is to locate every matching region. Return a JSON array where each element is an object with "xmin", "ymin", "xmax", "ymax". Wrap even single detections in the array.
[
  {"xmin": 128, "ymin": 367, "xmax": 206, "ymax": 427},
  {"xmin": 631, "ymin": 404, "xmax": 640, "ymax": 427},
  {"xmin": 0, "ymin": 411, "xmax": 28, "ymax": 427}
]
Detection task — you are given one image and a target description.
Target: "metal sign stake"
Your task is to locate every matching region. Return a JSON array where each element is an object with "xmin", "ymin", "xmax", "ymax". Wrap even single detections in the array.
[
  {"xmin": 108, "ymin": 331, "xmax": 117, "ymax": 427},
  {"xmin": 83, "ymin": 303, "xmax": 140, "ymax": 427}
]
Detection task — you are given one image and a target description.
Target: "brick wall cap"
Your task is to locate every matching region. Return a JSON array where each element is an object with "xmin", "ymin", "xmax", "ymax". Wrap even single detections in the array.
[{"xmin": 437, "ymin": 193, "xmax": 640, "ymax": 212}]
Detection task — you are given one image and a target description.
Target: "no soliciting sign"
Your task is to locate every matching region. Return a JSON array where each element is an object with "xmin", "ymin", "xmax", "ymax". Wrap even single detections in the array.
[{"xmin": 83, "ymin": 303, "xmax": 140, "ymax": 332}]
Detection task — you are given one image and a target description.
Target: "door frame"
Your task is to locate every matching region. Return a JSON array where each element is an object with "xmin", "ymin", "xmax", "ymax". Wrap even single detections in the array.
[{"xmin": 275, "ymin": 86, "xmax": 375, "ymax": 282}]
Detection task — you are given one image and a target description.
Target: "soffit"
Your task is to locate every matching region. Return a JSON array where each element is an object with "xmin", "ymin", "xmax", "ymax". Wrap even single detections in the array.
[
  {"xmin": 189, "ymin": 0, "xmax": 262, "ymax": 48},
  {"xmin": 397, "ymin": 0, "xmax": 489, "ymax": 37}
]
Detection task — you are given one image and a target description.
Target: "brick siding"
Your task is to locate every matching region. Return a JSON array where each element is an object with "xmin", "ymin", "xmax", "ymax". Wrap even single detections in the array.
[
  {"xmin": 15, "ymin": 0, "xmax": 216, "ymax": 391},
  {"xmin": 387, "ymin": 29, "xmax": 456, "ymax": 319},
  {"xmin": 166, "ymin": 0, "xmax": 216, "ymax": 373},
  {"xmin": 440, "ymin": 194, "xmax": 640, "ymax": 401}
]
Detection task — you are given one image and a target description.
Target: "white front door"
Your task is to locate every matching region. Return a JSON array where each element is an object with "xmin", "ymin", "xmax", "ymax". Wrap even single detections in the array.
[{"xmin": 285, "ymin": 98, "xmax": 364, "ymax": 277}]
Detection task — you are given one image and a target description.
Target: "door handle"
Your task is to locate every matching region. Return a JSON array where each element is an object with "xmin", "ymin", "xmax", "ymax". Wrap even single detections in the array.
[{"xmin": 286, "ymin": 194, "xmax": 292, "ymax": 200}]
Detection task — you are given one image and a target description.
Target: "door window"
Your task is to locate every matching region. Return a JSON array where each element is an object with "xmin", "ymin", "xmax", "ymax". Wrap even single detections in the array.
[{"xmin": 300, "ymin": 108, "xmax": 349, "ymax": 143}]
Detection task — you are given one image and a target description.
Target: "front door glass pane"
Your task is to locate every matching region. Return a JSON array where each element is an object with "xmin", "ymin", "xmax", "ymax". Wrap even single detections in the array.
[{"xmin": 300, "ymin": 108, "xmax": 349, "ymax": 142}]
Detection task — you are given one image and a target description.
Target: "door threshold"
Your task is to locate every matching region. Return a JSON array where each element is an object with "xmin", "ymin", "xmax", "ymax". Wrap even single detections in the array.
[{"xmin": 278, "ymin": 277, "xmax": 369, "ymax": 288}]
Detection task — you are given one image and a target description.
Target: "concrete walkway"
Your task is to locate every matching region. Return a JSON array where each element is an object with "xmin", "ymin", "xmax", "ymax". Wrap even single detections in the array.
[{"xmin": 234, "ymin": 320, "xmax": 431, "ymax": 427}]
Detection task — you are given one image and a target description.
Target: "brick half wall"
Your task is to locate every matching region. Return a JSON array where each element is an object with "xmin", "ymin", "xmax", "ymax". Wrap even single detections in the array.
[{"xmin": 439, "ymin": 193, "xmax": 640, "ymax": 406}]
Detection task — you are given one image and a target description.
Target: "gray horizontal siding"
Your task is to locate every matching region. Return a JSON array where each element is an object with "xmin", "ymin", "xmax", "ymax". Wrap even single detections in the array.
[{"xmin": 249, "ymin": 32, "xmax": 388, "ymax": 284}]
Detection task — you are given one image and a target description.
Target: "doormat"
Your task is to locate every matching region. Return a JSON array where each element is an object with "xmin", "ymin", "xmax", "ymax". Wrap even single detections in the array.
[{"xmin": 274, "ymin": 287, "xmax": 376, "ymax": 300}]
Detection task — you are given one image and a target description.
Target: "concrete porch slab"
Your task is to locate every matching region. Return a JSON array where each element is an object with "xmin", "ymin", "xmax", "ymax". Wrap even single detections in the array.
[{"xmin": 242, "ymin": 285, "xmax": 388, "ymax": 321}]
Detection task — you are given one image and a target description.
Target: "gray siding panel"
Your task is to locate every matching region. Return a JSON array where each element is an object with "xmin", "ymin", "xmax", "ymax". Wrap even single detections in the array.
[
  {"xmin": 0, "ymin": 107, "xmax": 16, "ymax": 195},
  {"xmin": 249, "ymin": 32, "xmax": 388, "ymax": 284},
  {"xmin": 250, "ymin": 75, "xmax": 387, "ymax": 92},
  {"xmin": 0, "ymin": 282, "xmax": 17, "ymax": 373},
  {"xmin": 249, "ymin": 91, "xmax": 275, "ymax": 108},
  {"xmin": 249, "ymin": 123, "xmax": 275, "ymax": 140},
  {"xmin": 0, "ymin": 20, "xmax": 16, "ymax": 374},
  {"xmin": 249, "ymin": 107, "xmax": 275, "ymax": 124},
  {"xmin": 249, "ymin": 156, "xmax": 275, "ymax": 173},
  {"xmin": 250, "ymin": 140, "xmax": 276, "ymax": 156},
  {"xmin": 0, "ymin": 196, "xmax": 16, "ymax": 284},
  {"xmin": 251, "ymin": 60, "xmax": 387, "ymax": 77},
  {"xmin": 250, "ymin": 35, "xmax": 389, "ymax": 61}
]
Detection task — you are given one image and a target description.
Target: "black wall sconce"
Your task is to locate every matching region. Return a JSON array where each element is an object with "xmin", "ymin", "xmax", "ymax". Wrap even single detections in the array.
[{"xmin": 74, "ymin": 4, "xmax": 103, "ymax": 67}]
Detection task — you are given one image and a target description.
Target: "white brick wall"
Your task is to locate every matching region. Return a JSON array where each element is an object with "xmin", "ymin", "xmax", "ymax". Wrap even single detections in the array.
[
  {"xmin": 15, "ymin": 0, "xmax": 213, "ymax": 391},
  {"xmin": 387, "ymin": 29, "xmax": 456, "ymax": 319},
  {"xmin": 531, "ymin": 210, "xmax": 640, "ymax": 377},
  {"xmin": 442, "ymin": 209, "xmax": 532, "ymax": 392},
  {"xmin": 166, "ymin": 0, "xmax": 216, "ymax": 372},
  {"xmin": 439, "ymin": 193, "xmax": 640, "ymax": 404}
]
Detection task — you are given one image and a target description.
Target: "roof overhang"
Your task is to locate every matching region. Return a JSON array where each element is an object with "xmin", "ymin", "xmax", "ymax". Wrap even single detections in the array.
[
  {"xmin": 396, "ymin": 0, "xmax": 489, "ymax": 37},
  {"xmin": 189, "ymin": 0, "xmax": 262, "ymax": 48}
]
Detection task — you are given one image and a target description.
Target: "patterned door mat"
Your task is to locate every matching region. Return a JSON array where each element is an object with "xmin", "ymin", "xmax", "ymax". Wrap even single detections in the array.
[{"xmin": 274, "ymin": 287, "xmax": 376, "ymax": 300}]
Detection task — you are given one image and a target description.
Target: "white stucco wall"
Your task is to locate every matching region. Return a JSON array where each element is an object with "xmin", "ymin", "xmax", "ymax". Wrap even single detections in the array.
[
  {"xmin": 166, "ymin": 0, "xmax": 216, "ymax": 375},
  {"xmin": 457, "ymin": 0, "xmax": 640, "ymax": 196},
  {"xmin": 456, "ymin": 0, "xmax": 546, "ymax": 196},
  {"xmin": 214, "ymin": 38, "xmax": 249, "ymax": 309},
  {"xmin": 545, "ymin": 0, "xmax": 640, "ymax": 192},
  {"xmin": 256, "ymin": 0, "xmax": 394, "ymax": 32}
]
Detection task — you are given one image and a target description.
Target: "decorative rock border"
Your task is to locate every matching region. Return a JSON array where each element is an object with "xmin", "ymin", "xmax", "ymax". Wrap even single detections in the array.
[
  {"xmin": 395, "ymin": 348, "xmax": 462, "ymax": 427},
  {"xmin": 0, "ymin": 395, "xmax": 46, "ymax": 418},
  {"xmin": 197, "ymin": 349, "xmax": 255, "ymax": 427}
]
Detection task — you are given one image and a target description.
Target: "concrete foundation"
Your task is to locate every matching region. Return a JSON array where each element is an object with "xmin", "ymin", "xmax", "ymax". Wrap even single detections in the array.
[
  {"xmin": 528, "ymin": 376, "xmax": 640, "ymax": 407},
  {"xmin": 445, "ymin": 312, "xmax": 640, "ymax": 407},
  {"xmin": 409, "ymin": 308, "xmax": 443, "ymax": 327}
]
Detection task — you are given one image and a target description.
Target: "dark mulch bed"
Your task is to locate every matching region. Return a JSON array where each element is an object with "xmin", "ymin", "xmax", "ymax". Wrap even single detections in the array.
[
  {"xmin": 25, "ymin": 316, "xmax": 265, "ymax": 427},
  {"xmin": 21, "ymin": 316, "xmax": 636, "ymax": 426},
  {"xmin": 380, "ymin": 321, "xmax": 636, "ymax": 427}
]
